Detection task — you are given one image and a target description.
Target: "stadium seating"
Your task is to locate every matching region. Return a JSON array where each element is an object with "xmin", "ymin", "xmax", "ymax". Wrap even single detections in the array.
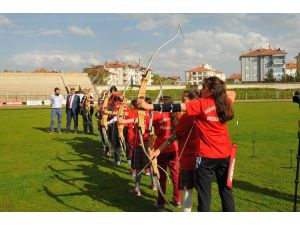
[{"xmin": 0, "ymin": 72, "xmax": 95, "ymax": 101}]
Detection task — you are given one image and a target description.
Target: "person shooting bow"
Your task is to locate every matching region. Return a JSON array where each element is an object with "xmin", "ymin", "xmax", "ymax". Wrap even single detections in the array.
[
  {"xmin": 138, "ymin": 76, "xmax": 236, "ymax": 212},
  {"xmin": 80, "ymin": 88, "xmax": 94, "ymax": 134}
]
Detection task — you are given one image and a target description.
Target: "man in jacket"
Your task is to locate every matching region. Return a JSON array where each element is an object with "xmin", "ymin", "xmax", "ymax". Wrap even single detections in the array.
[{"xmin": 65, "ymin": 88, "xmax": 80, "ymax": 133}]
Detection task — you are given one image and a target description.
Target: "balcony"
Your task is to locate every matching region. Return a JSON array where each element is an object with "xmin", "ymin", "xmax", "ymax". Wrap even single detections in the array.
[{"xmin": 272, "ymin": 59, "xmax": 284, "ymax": 65}]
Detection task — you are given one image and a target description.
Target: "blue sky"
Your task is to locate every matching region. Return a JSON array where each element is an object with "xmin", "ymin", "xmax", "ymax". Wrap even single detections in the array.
[{"xmin": 0, "ymin": 14, "xmax": 299, "ymax": 78}]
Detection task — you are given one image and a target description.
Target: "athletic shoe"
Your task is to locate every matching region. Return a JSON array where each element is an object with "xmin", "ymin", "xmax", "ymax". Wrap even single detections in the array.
[
  {"xmin": 150, "ymin": 184, "xmax": 157, "ymax": 191},
  {"xmin": 49, "ymin": 131, "xmax": 53, "ymax": 134},
  {"xmin": 129, "ymin": 188, "xmax": 141, "ymax": 196},
  {"xmin": 171, "ymin": 200, "xmax": 182, "ymax": 208},
  {"xmin": 145, "ymin": 168, "xmax": 151, "ymax": 176},
  {"xmin": 153, "ymin": 202, "xmax": 164, "ymax": 209},
  {"xmin": 58, "ymin": 131, "xmax": 62, "ymax": 134}
]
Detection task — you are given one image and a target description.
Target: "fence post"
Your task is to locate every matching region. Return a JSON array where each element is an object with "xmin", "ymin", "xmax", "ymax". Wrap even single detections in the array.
[{"xmin": 245, "ymin": 92, "xmax": 247, "ymax": 100}]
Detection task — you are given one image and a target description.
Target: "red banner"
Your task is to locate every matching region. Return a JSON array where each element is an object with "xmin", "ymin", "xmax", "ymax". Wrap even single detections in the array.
[{"xmin": 0, "ymin": 101, "xmax": 23, "ymax": 106}]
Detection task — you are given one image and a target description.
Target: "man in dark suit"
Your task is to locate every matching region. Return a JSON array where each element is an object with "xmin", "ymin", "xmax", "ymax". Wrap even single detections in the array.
[{"xmin": 65, "ymin": 88, "xmax": 80, "ymax": 133}]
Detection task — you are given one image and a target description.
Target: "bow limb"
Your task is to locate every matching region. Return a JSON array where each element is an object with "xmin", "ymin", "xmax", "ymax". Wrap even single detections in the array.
[
  {"xmin": 99, "ymin": 77, "xmax": 117, "ymax": 155},
  {"xmin": 136, "ymin": 26, "xmax": 182, "ymax": 209},
  {"xmin": 145, "ymin": 24, "xmax": 182, "ymax": 71},
  {"xmin": 174, "ymin": 121, "xmax": 195, "ymax": 169},
  {"xmin": 137, "ymin": 129, "xmax": 173, "ymax": 209},
  {"xmin": 117, "ymin": 78, "xmax": 132, "ymax": 158},
  {"xmin": 101, "ymin": 126, "xmax": 121, "ymax": 157}
]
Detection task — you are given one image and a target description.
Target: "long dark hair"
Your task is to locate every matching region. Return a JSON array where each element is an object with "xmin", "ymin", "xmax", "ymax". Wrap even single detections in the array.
[
  {"xmin": 159, "ymin": 96, "xmax": 179, "ymax": 131},
  {"xmin": 182, "ymin": 90, "xmax": 198, "ymax": 101},
  {"xmin": 203, "ymin": 77, "xmax": 234, "ymax": 123}
]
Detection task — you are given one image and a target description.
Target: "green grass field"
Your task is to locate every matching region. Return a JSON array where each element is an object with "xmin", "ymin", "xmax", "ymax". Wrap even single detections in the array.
[
  {"xmin": 0, "ymin": 102, "xmax": 299, "ymax": 212},
  {"xmin": 124, "ymin": 88, "xmax": 296, "ymax": 102}
]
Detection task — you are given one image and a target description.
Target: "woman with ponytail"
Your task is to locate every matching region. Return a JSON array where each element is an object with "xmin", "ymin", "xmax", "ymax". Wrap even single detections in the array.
[{"xmin": 138, "ymin": 77, "xmax": 236, "ymax": 212}]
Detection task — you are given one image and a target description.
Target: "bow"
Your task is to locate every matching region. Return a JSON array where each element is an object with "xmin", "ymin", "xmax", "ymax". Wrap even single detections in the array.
[
  {"xmin": 137, "ymin": 25, "xmax": 182, "ymax": 208},
  {"xmin": 100, "ymin": 77, "xmax": 119, "ymax": 156},
  {"xmin": 117, "ymin": 78, "xmax": 132, "ymax": 157},
  {"xmin": 84, "ymin": 89, "xmax": 92, "ymax": 124}
]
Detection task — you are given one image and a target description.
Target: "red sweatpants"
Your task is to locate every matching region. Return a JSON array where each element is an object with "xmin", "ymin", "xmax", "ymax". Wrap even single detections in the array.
[{"xmin": 157, "ymin": 151, "xmax": 181, "ymax": 205}]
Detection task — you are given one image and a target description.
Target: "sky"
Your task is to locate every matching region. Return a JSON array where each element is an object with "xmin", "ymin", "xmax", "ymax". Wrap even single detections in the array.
[{"xmin": 0, "ymin": 14, "xmax": 300, "ymax": 78}]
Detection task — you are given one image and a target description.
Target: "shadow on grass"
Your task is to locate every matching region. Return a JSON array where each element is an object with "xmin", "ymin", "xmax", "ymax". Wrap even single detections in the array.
[
  {"xmin": 234, "ymin": 179, "xmax": 294, "ymax": 205},
  {"xmin": 42, "ymin": 136, "xmax": 159, "ymax": 212},
  {"xmin": 33, "ymin": 126, "xmax": 67, "ymax": 133}
]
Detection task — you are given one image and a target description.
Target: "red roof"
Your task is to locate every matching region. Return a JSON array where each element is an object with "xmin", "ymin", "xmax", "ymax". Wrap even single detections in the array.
[
  {"xmin": 105, "ymin": 62, "xmax": 125, "ymax": 68},
  {"xmin": 161, "ymin": 76, "xmax": 180, "ymax": 81},
  {"xmin": 186, "ymin": 67, "xmax": 212, "ymax": 73},
  {"xmin": 169, "ymin": 75, "xmax": 180, "ymax": 80},
  {"xmin": 227, "ymin": 73, "xmax": 241, "ymax": 80},
  {"xmin": 286, "ymin": 63, "xmax": 297, "ymax": 69},
  {"xmin": 240, "ymin": 48, "xmax": 287, "ymax": 58}
]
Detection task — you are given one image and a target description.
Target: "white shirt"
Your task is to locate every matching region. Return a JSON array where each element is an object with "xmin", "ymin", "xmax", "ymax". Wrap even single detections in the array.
[{"xmin": 50, "ymin": 94, "xmax": 64, "ymax": 109}]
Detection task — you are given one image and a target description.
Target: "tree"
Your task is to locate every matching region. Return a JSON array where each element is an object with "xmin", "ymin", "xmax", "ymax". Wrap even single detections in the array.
[
  {"xmin": 264, "ymin": 71, "xmax": 276, "ymax": 83},
  {"xmin": 295, "ymin": 72, "xmax": 300, "ymax": 82},
  {"xmin": 152, "ymin": 73, "xmax": 162, "ymax": 85},
  {"xmin": 281, "ymin": 74, "xmax": 294, "ymax": 82},
  {"xmin": 83, "ymin": 65, "xmax": 111, "ymax": 85}
]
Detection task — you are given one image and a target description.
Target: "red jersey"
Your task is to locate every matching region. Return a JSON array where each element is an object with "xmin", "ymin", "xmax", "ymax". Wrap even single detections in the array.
[
  {"xmin": 152, "ymin": 111, "xmax": 178, "ymax": 153},
  {"xmin": 132, "ymin": 110, "xmax": 150, "ymax": 147},
  {"xmin": 127, "ymin": 109, "xmax": 137, "ymax": 141},
  {"xmin": 121, "ymin": 104, "xmax": 129, "ymax": 127},
  {"xmin": 175, "ymin": 114, "xmax": 196, "ymax": 170},
  {"xmin": 185, "ymin": 97, "xmax": 232, "ymax": 159},
  {"xmin": 108, "ymin": 92, "xmax": 122, "ymax": 112}
]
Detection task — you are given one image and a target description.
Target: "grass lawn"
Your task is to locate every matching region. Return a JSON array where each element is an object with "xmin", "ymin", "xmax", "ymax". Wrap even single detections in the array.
[{"xmin": 0, "ymin": 101, "xmax": 299, "ymax": 212}]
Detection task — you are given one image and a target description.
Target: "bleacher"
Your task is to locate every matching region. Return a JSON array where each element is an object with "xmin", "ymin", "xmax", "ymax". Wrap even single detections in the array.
[{"xmin": 0, "ymin": 72, "xmax": 95, "ymax": 101}]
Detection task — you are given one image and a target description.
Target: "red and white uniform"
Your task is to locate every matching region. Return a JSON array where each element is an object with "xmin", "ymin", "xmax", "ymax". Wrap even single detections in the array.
[
  {"xmin": 152, "ymin": 111, "xmax": 179, "ymax": 153},
  {"xmin": 175, "ymin": 114, "xmax": 197, "ymax": 171},
  {"xmin": 152, "ymin": 111, "xmax": 181, "ymax": 205},
  {"xmin": 185, "ymin": 97, "xmax": 232, "ymax": 158},
  {"xmin": 132, "ymin": 110, "xmax": 150, "ymax": 146}
]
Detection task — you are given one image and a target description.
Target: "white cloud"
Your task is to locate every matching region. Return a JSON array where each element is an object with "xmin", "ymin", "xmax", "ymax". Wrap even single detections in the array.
[
  {"xmin": 10, "ymin": 51, "xmax": 102, "ymax": 71},
  {"xmin": 0, "ymin": 16, "xmax": 13, "ymax": 25},
  {"xmin": 12, "ymin": 29, "xmax": 63, "ymax": 37},
  {"xmin": 39, "ymin": 29, "xmax": 63, "ymax": 36},
  {"xmin": 118, "ymin": 27, "xmax": 272, "ymax": 77},
  {"xmin": 68, "ymin": 26, "xmax": 95, "ymax": 37},
  {"xmin": 125, "ymin": 14, "xmax": 190, "ymax": 31},
  {"xmin": 153, "ymin": 32, "xmax": 163, "ymax": 37},
  {"xmin": 115, "ymin": 50, "xmax": 145, "ymax": 65}
]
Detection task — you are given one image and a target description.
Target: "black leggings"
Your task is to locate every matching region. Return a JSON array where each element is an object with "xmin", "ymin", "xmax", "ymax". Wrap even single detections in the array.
[{"xmin": 194, "ymin": 157, "xmax": 235, "ymax": 212}]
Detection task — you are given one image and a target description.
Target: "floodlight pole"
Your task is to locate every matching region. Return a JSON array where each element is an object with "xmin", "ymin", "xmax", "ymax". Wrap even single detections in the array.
[{"xmin": 293, "ymin": 120, "xmax": 300, "ymax": 212}]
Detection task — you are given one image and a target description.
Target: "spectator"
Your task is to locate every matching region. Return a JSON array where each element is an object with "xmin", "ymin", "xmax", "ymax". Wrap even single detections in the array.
[
  {"xmin": 50, "ymin": 87, "xmax": 64, "ymax": 134},
  {"xmin": 65, "ymin": 88, "xmax": 80, "ymax": 133}
]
